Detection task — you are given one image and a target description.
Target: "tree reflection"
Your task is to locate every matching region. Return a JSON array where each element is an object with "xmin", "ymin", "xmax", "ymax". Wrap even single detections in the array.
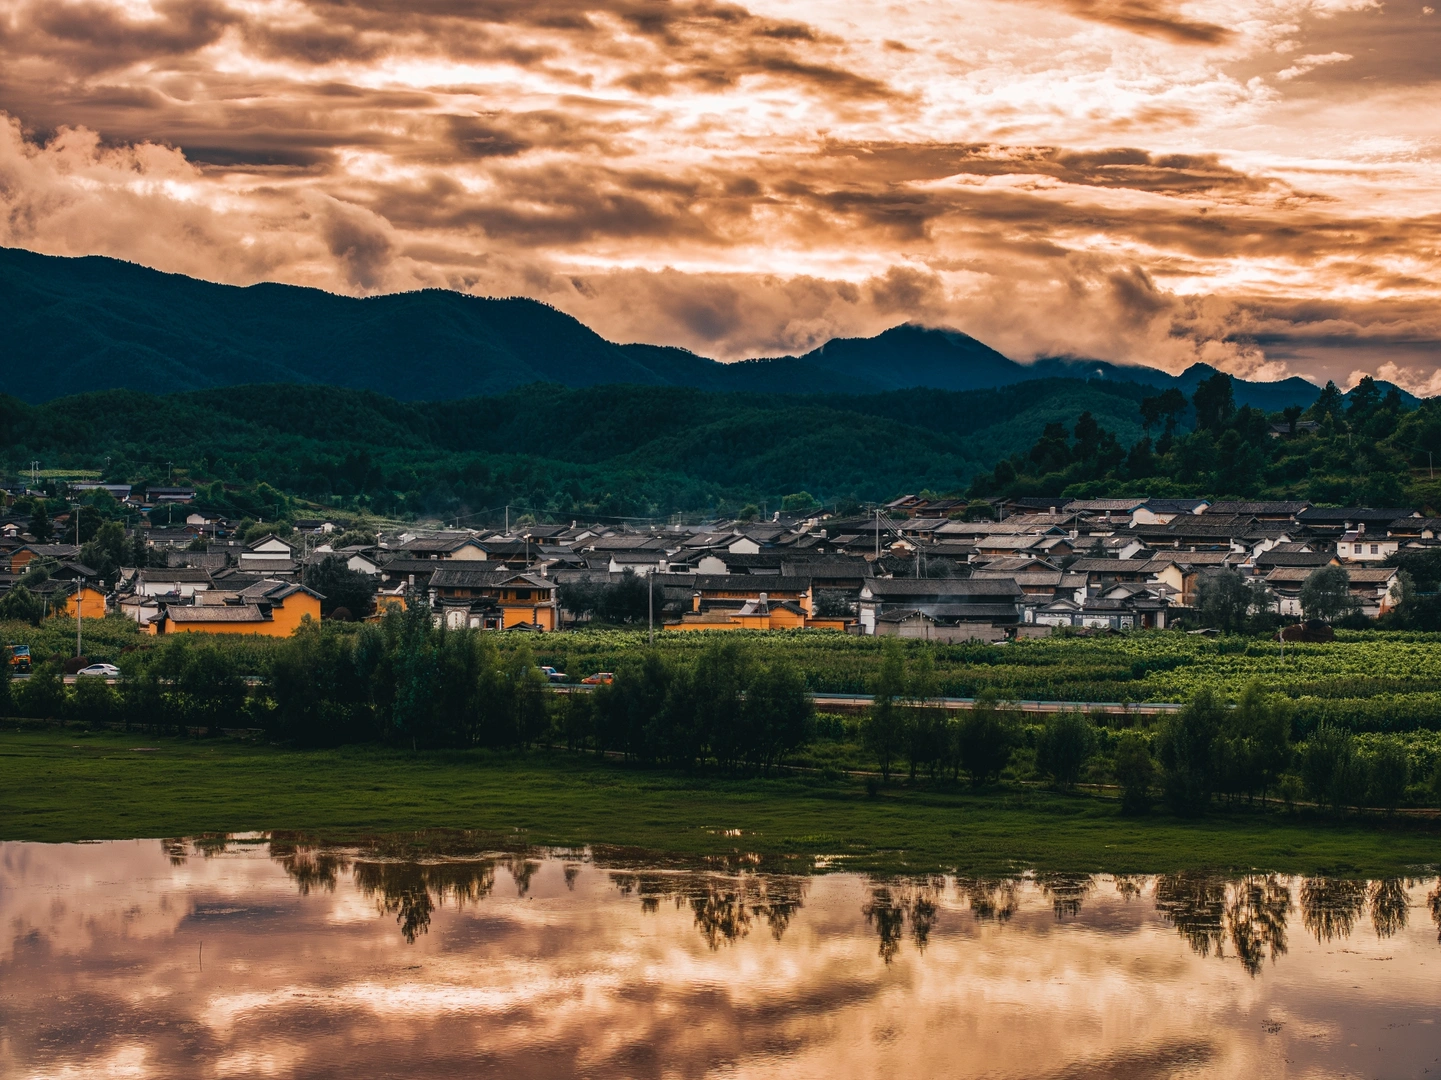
[
  {"xmin": 273, "ymin": 845, "xmax": 350, "ymax": 895},
  {"xmin": 1429, "ymin": 880, "xmax": 1441, "ymax": 942},
  {"xmin": 1155, "ymin": 873, "xmax": 1227, "ymax": 959},
  {"xmin": 610, "ymin": 873, "xmax": 805, "ymax": 947},
  {"xmin": 863, "ymin": 887, "xmax": 907, "ymax": 964},
  {"xmin": 860, "ymin": 881, "xmax": 940, "ymax": 962},
  {"xmin": 910, "ymin": 881, "xmax": 940, "ymax": 952},
  {"xmin": 352, "ymin": 860, "xmax": 497, "ymax": 943},
  {"xmin": 1300, "ymin": 878, "xmax": 1367, "ymax": 943},
  {"xmin": 1226, "ymin": 876, "xmax": 1291, "ymax": 977},
  {"xmin": 1157, "ymin": 873, "xmax": 1291, "ymax": 975},
  {"xmin": 507, "ymin": 856, "xmax": 540, "ymax": 897},
  {"xmin": 1113, "ymin": 875, "xmax": 1146, "ymax": 902},
  {"xmin": 961, "ymin": 878, "xmax": 1019, "ymax": 923},
  {"xmin": 692, "ymin": 884, "xmax": 754, "ymax": 949},
  {"xmin": 1038, "ymin": 873, "xmax": 1094, "ymax": 920},
  {"xmin": 1368, "ymin": 879, "xmax": 1408, "ymax": 939}
]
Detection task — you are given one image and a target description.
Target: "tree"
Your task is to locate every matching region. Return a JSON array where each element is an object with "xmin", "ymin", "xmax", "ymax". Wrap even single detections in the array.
[
  {"xmin": 1194, "ymin": 570, "xmax": 1255, "ymax": 633},
  {"xmin": 1282, "ymin": 404, "xmax": 1304, "ymax": 437},
  {"xmin": 1365, "ymin": 741, "xmax": 1410, "ymax": 813},
  {"xmin": 1140, "ymin": 388, "xmax": 1188, "ymax": 435},
  {"xmin": 16, "ymin": 664, "xmax": 66, "ymax": 719},
  {"xmin": 1237, "ymin": 682, "xmax": 1292, "ymax": 805},
  {"xmin": 0, "ymin": 585, "xmax": 44, "ymax": 626},
  {"xmin": 1154, "ymin": 689, "xmax": 1224, "ymax": 815},
  {"xmin": 1113, "ymin": 732, "xmax": 1155, "ymax": 814},
  {"xmin": 28, "ymin": 502, "xmax": 53, "ymax": 543},
  {"xmin": 958, "ymin": 692, "xmax": 1014, "ymax": 787},
  {"xmin": 904, "ymin": 650, "xmax": 942, "ymax": 780},
  {"xmin": 780, "ymin": 492, "xmax": 820, "ymax": 514},
  {"xmin": 1299, "ymin": 723, "xmax": 1365, "ymax": 812},
  {"xmin": 1310, "ymin": 380, "xmax": 1345, "ymax": 420},
  {"xmin": 303, "ymin": 554, "xmax": 377, "ymax": 618},
  {"xmin": 743, "ymin": 658, "xmax": 812, "ymax": 773},
  {"xmin": 1035, "ymin": 711, "xmax": 1095, "ymax": 788},
  {"xmin": 1300, "ymin": 565, "xmax": 1357, "ymax": 623},
  {"xmin": 864, "ymin": 640, "xmax": 906, "ymax": 782},
  {"xmin": 1192, "ymin": 372, "xmax": 1235, "ymax": 432}
]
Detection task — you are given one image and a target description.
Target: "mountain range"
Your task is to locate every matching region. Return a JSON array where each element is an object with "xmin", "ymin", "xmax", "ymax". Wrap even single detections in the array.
[{"xmin": 0, "ymin": 246, "xmax": 1404, "ymax": 410}]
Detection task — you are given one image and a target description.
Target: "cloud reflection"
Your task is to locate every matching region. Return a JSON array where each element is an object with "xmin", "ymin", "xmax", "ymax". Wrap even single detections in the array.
[{"xmin": 1, "ymin": 840, "xmax": 1440, "ymax": 1079}]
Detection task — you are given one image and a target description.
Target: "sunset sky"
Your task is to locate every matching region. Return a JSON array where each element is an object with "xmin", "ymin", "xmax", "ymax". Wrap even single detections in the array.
[{"xmin": 1, "ymin": 0, "xmax": 1439, "ymax": 390}]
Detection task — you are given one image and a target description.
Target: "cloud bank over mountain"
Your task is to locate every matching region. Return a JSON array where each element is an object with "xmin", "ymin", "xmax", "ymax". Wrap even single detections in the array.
[{"xmin": 0, "ymin": 0, "xmax": 1438, "ymax": 390}]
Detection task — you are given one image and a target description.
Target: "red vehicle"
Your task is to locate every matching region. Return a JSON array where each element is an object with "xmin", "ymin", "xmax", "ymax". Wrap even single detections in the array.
[{"xmin": 580, "ymin": 672, "xmax": 614, "ymax": 686}]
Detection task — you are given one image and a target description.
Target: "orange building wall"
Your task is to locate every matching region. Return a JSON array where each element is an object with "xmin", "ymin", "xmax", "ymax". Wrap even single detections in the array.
[
  {"xmin": 52, "ymin": 586, "xmax": 109, "ymax": 619},
  {"xmin": 161, "ymin": 594, "xmax": 322, "ymax": 637}
]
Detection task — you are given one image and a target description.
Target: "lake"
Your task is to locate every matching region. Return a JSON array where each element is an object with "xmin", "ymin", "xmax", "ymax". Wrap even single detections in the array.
[{"xmin": 1, "ymin": 838, "xmax": 1438, "ymax": 1078}]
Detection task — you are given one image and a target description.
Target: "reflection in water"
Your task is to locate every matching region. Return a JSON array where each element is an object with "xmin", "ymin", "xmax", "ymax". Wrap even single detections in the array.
[
  {"xmin": 961, "ymin": 877, "xmax": 1019, "ymax": 922},
  {"xmin": 1300, "ymin": 877, "xmax": 1367, "ymax": 943},
  {"xmin": 351, "ymin": 859, "xmax": 497, "ymax": 943},
  {"xmin": 3, "ymin": 841, "xmax": 1440, "ymax": 1080},
  {"xmin": 1368, "ymin": 878, "xmax": 1409, "ymax": 939},
  {"xmin": 1153, "ymin": 873, "xmax": 1291, "ymax": 977},
  {"xmin": 1225, "ymin": 876, "xmax": 1290, "ymax": 977},
  {"xmin": 1156, "ymin": 872, "xmax": 1228, "ymax": 959},
  {"xmin": 1038, "ymin": 872, "xmax": 1094, "ymax": 920},
  {"xmin": 610, "ymin": 871, "xmax": 806, "ymax": 947}
]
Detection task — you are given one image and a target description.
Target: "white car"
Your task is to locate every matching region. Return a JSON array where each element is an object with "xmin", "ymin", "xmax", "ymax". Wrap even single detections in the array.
[{"xmin": 76, "ymin": 663, "xmax": 121, "ymax": 678}]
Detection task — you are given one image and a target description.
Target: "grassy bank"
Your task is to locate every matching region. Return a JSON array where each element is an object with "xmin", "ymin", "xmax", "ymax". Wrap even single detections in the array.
[{"xmin": 1, "ymin": 727, "xmax": 1435, "ymax": 876}]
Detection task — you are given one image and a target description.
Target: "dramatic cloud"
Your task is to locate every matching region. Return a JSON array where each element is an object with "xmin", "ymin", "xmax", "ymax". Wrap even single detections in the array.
[{"xmin": 0, "ymin": 0, "xmax": 1439, "ymax": 389}]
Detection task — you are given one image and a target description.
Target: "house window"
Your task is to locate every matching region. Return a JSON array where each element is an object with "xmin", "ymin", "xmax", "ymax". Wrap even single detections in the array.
[
  {"xmin": 515, "ymin": 589, "xmax": 531, "ymax": 600},
  {"xmin": 1370, "ymin": 544, "xmax": 1378, "ymax": 554}
]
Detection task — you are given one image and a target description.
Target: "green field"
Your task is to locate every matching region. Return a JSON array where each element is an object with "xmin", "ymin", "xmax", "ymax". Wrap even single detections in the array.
[
  {"xmin": 1, "ymin": 728, "xmax": 1435, "ymax": 877},
  {"xmin": 19, "ymin": 618, "xmax": 1441, "ymax": 727}
]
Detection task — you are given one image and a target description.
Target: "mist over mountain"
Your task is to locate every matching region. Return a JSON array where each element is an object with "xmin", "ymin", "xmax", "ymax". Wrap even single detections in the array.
[{"xmin": 0, "ymin": 247, "xmax": 1392, "ymax": 409}]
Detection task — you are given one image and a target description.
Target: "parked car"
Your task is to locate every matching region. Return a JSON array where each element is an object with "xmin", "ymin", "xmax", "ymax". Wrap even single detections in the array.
[
  {"xmin": 580, "ymin": 672, "xmax": 614, "ymax": 686},
  {"xmin": 540, "ymin": 666, "xmax": 569, "ymax": 684},
  {"xmin": 76, "ymin": 663, "xmax": 121, "ymax": 678},
  {"xmin": 7, "ymin": 644, "xmax": 31, "ymax": 674}
]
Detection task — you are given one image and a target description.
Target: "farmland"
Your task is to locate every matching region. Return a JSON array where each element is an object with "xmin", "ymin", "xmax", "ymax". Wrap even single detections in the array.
[{"xmin": 13, "ymin": 617, "xmax": 1441, "ymax": 735}]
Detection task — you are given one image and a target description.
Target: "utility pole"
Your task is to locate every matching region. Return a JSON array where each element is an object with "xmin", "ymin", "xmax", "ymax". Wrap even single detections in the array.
[
  {"xmin": 167, "ymin": 461, "xmax": 174, "ymax": 482},
  {"xmin": 76, "ymin": 513, "xmax": 83, "ymax": 657},
  {"xmin": 505, "ymin": 505, "xmax": 509, "ymax": 536},
  {"xmin": 648, "ymin": 568, "xmax": 654, "ymax": 645}
]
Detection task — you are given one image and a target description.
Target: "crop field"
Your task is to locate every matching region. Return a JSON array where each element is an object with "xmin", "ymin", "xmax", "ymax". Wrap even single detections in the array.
[{"xmin": 12, "ymin": 617, "xmax": 1441, "ymax": 733}]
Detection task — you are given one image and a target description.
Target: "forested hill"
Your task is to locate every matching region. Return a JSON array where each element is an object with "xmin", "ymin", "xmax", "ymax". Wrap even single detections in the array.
[
  {"xmin": 4, "ymin": 378, "xmax": 1163, "ymax": 517},
  {"xmin": 0, "ymin": 246, "xmax": 1352, "ymax": 409},
  {"xmin": 7, "ymin": 373, "xmax": 1441, "ymax": 520}
]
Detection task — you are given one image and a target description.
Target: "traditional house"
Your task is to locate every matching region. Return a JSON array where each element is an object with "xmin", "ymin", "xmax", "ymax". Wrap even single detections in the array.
[
  {"xmin": 1336, "ymin": 526, "xmax": 1399, "ymax": 563},
  {"xmin": 149, "ymin": 581, "xmax": 322, "ymax": 636},
  {"xmin": 429, "ymin": 567, "xmax": 560, "ymax": 630},
  {"xmin": 859, "ymin": 578, "xmax": 1022, "ymax": 640}
]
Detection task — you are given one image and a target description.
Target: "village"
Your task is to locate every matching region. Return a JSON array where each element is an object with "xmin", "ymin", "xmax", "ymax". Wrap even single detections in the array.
[{"xmin": 2, "ymin": 484, "xmax": 1423, "ymax": 641}]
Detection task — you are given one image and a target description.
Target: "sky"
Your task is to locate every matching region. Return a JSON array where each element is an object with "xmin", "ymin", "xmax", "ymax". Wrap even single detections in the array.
[{"xmin": 1, "ymin": 0, "xmax": 1439, "ymax": 391}]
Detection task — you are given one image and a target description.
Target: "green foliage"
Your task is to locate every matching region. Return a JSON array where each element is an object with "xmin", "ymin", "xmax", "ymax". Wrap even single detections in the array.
[
  {"xmin": 958, "ymin": 693, "xmax": 1016, "ymax": 787},
  {"xmin": 1035, "ymin": 711, "xmax": 1095, "ymax": 788},
  {"xmin": 863, "ymin": 640, "xmax": 906, "ymax": 782},
  {"xmin": 1364, "ymin": 741, "xmax": 1410, "ymax": 812},
  {"xmin": 1195, "ymin": 571, "xmax": 1273, "ymax": 633},
  {"xmin": 971, "ymin": 369, "xmax": 1424, "ymax": 505},
  {"xmin": 1300, "ymin": 724, "xmax": 1367, "ymax": 812},
  {"xmin": 0, "ymin": 586, "xmax": 44, "ymax": 627},
  {"xmin": 303, "ymin": 555, "xmax": 376, "ymax": 619},
  {"xmin": 1154, "ymin": 689, "xmax": 1224, "ymax": 815},
  {"xmin": 16, "ymin": 664, "xmax": 66, "ymax": 719},
  {"xmin": 1301, "ymin": 566, "xmax": 1358, "ymax": 623},
  {"xmin": 1113, "ymin": 733, "xmax": 1155, "ymax": 814}
]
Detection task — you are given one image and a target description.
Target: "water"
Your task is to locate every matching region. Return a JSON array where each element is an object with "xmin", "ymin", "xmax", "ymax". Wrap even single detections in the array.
[{"xmin": 2, "ymin": 839, "xmax": 1439, "ymax": 1078}]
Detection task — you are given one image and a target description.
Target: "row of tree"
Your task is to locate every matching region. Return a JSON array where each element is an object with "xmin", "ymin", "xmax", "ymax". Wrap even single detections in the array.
[{"xmin": 969, "ymin": 371, "xmax": 1429, "ymax": 506}]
